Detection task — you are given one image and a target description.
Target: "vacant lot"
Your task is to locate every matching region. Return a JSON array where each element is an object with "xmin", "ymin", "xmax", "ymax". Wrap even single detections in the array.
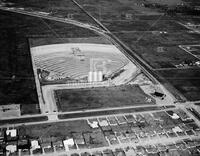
[
  {"xmin": 55, "ymin": 85, "xmax": 155, "ymax": 112},
  {"xmin": 6, "ymin": 0, "xmax": 100, "ymax": 27},
  {"xmin": 29, "ymin": 36, "xmax": 111, "ymax": 47},
  {"xmin": 17, "ymin": 120, "xmax": 92, "ymax": 140},
  {"xmin": 0, "ymin": 116, "xmax": 48, "ymax": 126},
  {"xmin": 146, "ymin": 0, "xmax": 183, "ymax": 6},
  {"xmin": 58, "ymin": 105, "xmax": 170, "ymax": 119},
  {"xmin": 114, "ymin": 31, "xmax": 199, "ymax": 69},
  {"xmin": 76, "ymin": 0, "xmax": 161, "ymax": 19},
  {"xmin": 158, "ymin": 69, "xmax": 200, "ymax": 101}
]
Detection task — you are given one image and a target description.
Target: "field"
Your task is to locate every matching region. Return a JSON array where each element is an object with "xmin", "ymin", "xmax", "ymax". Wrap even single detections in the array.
[
  {"xmin": 62, "ymin": 0, "xmax": 200, "ymax": 101},
  {"xmin": 146, "ymin": 0, "xmax": 183, "ymax": 6},
  {"xmin": 0, "ymin": 116, "xmax": 48, "ymax": 126},
  {"xmin": 114, "ymin": 30, "xmax": 199, "ymax": 69},
  {"xmin": 158, "ymin": 69, "xmax": 200, "ymax": 101},
  {"xmin": 16, "ymin": 120, "xmax": 94, "ymax": 140},
  {"xmin": 54, "ymin": 85, "xmax": 155, "ymax": 112},
  {"xmin": 76, "ymin": 0, "xmax": 161, "ymax": 20},
  {"xmin": 58, "ymin": 105, "xmax": 172, "ymax": 120},
  {"xmin": 0, "ymin": 10, "xmax": 99, "ymax": 114},
  {"xmin": 29, "ymin": 37, "xmax": 111, "ymax": 47},
  {"xmin": 5, "ymin": 0, "xmax": 100, "ymax": 27}
]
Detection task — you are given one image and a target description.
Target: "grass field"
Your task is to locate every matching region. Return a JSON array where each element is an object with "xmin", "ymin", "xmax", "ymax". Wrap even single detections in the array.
[
  {"xmin": 58, "ymin": 106, "xmax": 173, "ymax": 120},
  {"xmin": 0, "ymin": 10, "xmax": 99, "ymax": 115},
  {"xmin": 0, "ymin": 116, "xmax": 48, "ymax": 126},
  {"xmin": 17, "ymin": 120, "xmax": 92, "ymax": 140},
  {"xmin": 76, "ymin": 0, "xmax": 160, "ymax": 20},
  {"xmin": 114, "ymin": 31, "xmax": 199, "ymax": 69},
  {"xmin": 5, "ymin": 0, "xmax": 100, "ymax": 27},
  {"xmin": 146, "ymin": 0, "xmax": 183, "ymax": 5},
  {"xmin": 158, "ymin": 69, "xmax": 200, "ymax": 101},
  {"xmin": 29, "ymin": 37, "xmax": 111, "ymax": 47},
  {"xmin": 54, "ymin": 85, "xmax": 155, "ymax": 112}
]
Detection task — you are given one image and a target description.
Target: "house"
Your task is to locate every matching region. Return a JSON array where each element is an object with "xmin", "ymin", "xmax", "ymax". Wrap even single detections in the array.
[
  {"xmin": 63, "ymin": 138, "xmax": 75, "ymax": 151},
  {"xmin": 20, "ymin": 148, "xmax": 30, "ymax": 156},
  {"xmin": 72, "ymin": 132, "xmax": 86, "ymax": 149},
  {"xmin": 41, "ymin": 142, "xmax": 53, "ymax": 153},
  {"xmin": 53, "ymin": 140, "xmax": 64, "ymax": 152},
  {"xmin": 87, "ymin": 120, "xmax": 99, "ymax": 129},
  {"xmin": 17, "ymin": 139, "xmax": 30, "ymax": 149},
  {"xmin": 31, "ymin": 140, "xmax": 42, "ymax": 155},
  {"xmin": 151, "ymin": 91, "xmax": 166, "ymax": 100},
  {"xmin": 98, "ymin": 119, "xmax": 109, "ymax": 127},
  {"xmin": 6, "ymin": 129, "xmax": 17, "ymax": 142},
  {"xmin": 6, "ymin": 142, "xmax": 17, "ymax": 155}
]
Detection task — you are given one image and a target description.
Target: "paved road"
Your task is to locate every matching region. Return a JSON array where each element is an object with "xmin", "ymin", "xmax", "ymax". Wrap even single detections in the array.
[{"xmin": 0, "ymin": 105, "xmax": 177, "ymax": 128}]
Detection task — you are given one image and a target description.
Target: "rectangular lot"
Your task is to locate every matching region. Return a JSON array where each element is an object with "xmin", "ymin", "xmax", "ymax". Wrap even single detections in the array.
[
  {"xmin": 55, "ymin": 85, "xmax": 155, "ymax": 112},
  {"xmin": 5, "ymin": 0, "xmax": 99, "ymax": 27},
  {"xmin": 29, "ymin": 36, "xmax": 111, "ymax": 48},
  {"xmin": 113, "ymin": 25, "xmax": 199, "ymax": 69},
  {"xmin": 158, "ymin": 69, "xmax": 200, "ymax": 101}
]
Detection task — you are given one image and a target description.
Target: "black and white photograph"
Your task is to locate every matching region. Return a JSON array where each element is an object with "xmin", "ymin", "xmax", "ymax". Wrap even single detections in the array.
[{"xmin": 0, "ymin": 0, "xmax": 200, "ymax": 155}]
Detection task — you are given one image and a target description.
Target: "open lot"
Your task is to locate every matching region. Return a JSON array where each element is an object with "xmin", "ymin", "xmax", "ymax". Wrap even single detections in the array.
[
  {"xmin": 29, "ymin": 37, "xmax": 111, "ymax": 47},
  {"xmin": 146, "ymin": 0, "xmax": 183, "ymax": 6},
  {"xmin": 55, "ymin": 85, "xmax": 155, "ymax": 112},
  {"xmin": 0, "ymin": 116, "xmax": 48, "ymax": 126},
  {"xmin": 68, "ymin": 0, "xmax": 200, "ymax": 102},
  {"xmin": 114, "ymin": 31, "xmax": 199, "ymax": 69},
  {"xmin": 158, "ymin": 69, "xmax": 200, "ymax": 101},
  {"xmin": 76, "ymin": 0, "xmax": 162, "ymax": 19},
  {"xmin": 0, "ymin": 10, "xmax": 99, "ymax": 115},
  {"xmin": 5, "ymin": 0, "xmax": 100, "ymax": 27},
  {"xmin": 58, "ymin": 106, "xmax": 171, "ymax": 120},
  {"xmin": 17, "ymin": 120, "xmax": 93, "ymax": 140}
]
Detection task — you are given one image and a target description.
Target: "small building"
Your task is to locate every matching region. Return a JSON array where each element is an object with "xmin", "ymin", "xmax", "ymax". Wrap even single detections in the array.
[
  {"xmin": 157, "ymin": 46, "xmax": 165, "ymax": 53},
  {"xmin": 6, "ymin": 143, "xmax": 17, "ymax": 155},
  {"xmin": 20, "ymin": 148, "xmax": 30, "ymax": 156},
  {"xmin": 151, "ymin": 91, "xmax": 166, "ymax": 100},
  {"xmin": 63, "ymin": 138, "xmax": 74, "ymax": 151},
  {"xmin": 98, "ymin": 119, "xmax": 109, "ymax": 127},
  {"xmin": 88, "ymin": 71, "xmax": 103, "ymax": 82},
  {"xmin": 53, "ymin": 140, "xmax": 64, "ymax": 152},
  {"xmin": 31, "ymin": 140, "xmax": 42, "ymax": 155},
  {"xmin": 41, "ymin": 142, "xmax": 53, "ymax": 153},
  {"xmin": 17, "ymin": 139, "xmax": 30, "ymax": 149},
  {"xmin": 72, "ymin": 132, "xmax": 85, "ymax": 149},
  {"xmin": 6, "ymin": 129, "xmax": 17, "ymax": 142},
  {"xmin": 87, "ymin": 120, "xmax": 99, "ymax": 129},
  {"xmin": 171, "ymin": 113, "xmax": 180, "ymax": 120}
]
